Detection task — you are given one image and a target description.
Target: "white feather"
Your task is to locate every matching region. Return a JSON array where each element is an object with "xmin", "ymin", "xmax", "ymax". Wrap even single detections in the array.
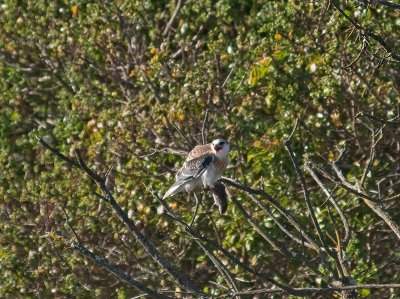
[
  {"xmin": 162, "ymin": 184, "xmax": 182, "ymax": 199},
  {"xmin": 163, "ymin": 139, "xmax": 230, "ymax": 199}
]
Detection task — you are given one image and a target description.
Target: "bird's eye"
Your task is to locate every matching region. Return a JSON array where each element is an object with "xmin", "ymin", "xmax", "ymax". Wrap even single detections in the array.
[{"xmin": 218, "ymin": 141, "xmax": 224, "ymax": 146}]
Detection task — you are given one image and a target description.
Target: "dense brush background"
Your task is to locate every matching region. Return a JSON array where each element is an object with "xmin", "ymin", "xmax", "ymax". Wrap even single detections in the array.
[{"xmin": 1, "ymin": 0, "xmax": 399, "ymax": 298}]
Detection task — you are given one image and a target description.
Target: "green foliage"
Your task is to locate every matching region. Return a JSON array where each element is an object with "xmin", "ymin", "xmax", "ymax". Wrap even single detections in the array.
[{"xmin": 1, "ymin": 0, "xmax": 399, "ymax": 297}]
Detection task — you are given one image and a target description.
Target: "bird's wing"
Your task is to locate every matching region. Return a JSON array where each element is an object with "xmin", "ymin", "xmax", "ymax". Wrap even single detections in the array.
[
  {"xmin": 175, "ymin": 152, "xmax": 214, "ymax": 182},
  {"xmin": 163, "ymin": 145, "xmax": 214, "ymax": 199},
  {"xmin": 185, "ymin": 144, "xmax": 212, "ymax": 161}
]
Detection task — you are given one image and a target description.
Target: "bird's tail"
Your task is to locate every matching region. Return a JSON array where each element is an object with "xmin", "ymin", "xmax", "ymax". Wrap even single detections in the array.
[{"xmin": 162, "ymin": 181, "xmax": 184, "ymax": 199}]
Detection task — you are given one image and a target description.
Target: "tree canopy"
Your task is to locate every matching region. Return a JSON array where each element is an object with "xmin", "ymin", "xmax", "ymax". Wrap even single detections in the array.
[{"xmin": 1, "ymin": 0, "xmax": 400, "ymax": 298}]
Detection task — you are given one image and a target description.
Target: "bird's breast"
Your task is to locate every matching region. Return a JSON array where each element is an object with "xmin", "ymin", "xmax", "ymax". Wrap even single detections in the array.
[{"xmin": 213, "ymin": 157, "xmax": 229, "ymax": 176}]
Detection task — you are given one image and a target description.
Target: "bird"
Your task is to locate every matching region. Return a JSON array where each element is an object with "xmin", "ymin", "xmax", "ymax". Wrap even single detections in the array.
[{"xmin": 163, "ymin": 138, "xmax": 230, "ymax": 214}]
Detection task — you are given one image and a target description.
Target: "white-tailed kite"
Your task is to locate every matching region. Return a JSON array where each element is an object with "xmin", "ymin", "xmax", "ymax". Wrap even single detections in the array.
[{"xmin": 163, "ymin": 139, "xmax": 230, "ymax": 213}]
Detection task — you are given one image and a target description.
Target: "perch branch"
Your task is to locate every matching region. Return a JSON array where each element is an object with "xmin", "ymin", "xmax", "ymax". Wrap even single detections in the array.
[
  {"xmin": 39, "ymin": 138, "xmax": 207, "ymax": 297},
  {"xmin": 47, "ymin": 230, "xmax": 170, "ymax": 299}
]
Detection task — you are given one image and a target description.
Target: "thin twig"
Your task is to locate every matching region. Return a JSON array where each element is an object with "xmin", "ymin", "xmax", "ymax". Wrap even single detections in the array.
[
  {"xmin": 152, "ymin": 192, "xmax": 238, "ymax": 292},
  {"xmin": 355, "ymin": 112, "xmax": 400, "ymax": 128},
  {"xmin": 360, "ymin": 127, "xmax": 383, "ymax": 187},
  {"xmin": 163, "ymin": 0, "xmax": 184, "ymax": 36},
  {"xmin": 230, "ymin": 195, "xmax": 285, "ymax": 255},
  {"xmin": 219, "ymin": 177, "xmax": 321, "ymax": 252},
  {"xmin": 228, "ymin": 283, "xmax": 400, "ymax": 297},
  {"xmin": 283, "ymin": 120, "xmax": 334, "ymax": 256},
  {"xmin": 247, "ymin": 194, "xmax": 316, "ymax": 251},
  {"xmin": 60, "ymin": 207, "xmax": 82, "ymax": 244},
  {"xmin": 47, "ymin": 230, "xmax": 171, "ymax": 299},
  {"xmin": 341, "ymin": 40, "xmax": 366, "ymax": 69},
  {"xmin": 151, "ymin": 191, "xmax": 305, "ymax": 296},
  {"xmin": 171, "ymin": 122, "xmax": 195, "ymax": 148},
  {"xmin": 38, "ymin": 138, "xmax": 81, "ymax": 169},
  {"xmin": 40, "ymin": 139, "xmax": 207, "ymax": 297},
  {"xmin": 331, "ymin": 0, "xmax": 400, "ymax": 61},
  {"xmin": 201, "ymin": 109, "xmax": 209, "ymax": 145},
  {"xmin": 359, "ymin": 0, "xmax": 400, "ymax": 10},
  {"xmin": 332, "ymin": 160, "xmax": 400, "ymax": 240},
  {"xmin": 221, "ymin": 58, "xmax": 239, "ymax": 89},
  {"xmin": 229, "ymin": 192, "xmax": 325, "ymax": 278},
  {"xmin": 199, "ymin": 198, "xmax": 222, "ymax": 246},
  {"xmin": 305, "ymin": 163, "xmax": 350, "ymax": 247}
]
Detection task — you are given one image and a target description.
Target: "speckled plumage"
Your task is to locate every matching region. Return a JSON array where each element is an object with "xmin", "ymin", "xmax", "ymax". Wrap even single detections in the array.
[{"xmin": 162, "ymin": 139, "xmax": 230, "ymax": 200}]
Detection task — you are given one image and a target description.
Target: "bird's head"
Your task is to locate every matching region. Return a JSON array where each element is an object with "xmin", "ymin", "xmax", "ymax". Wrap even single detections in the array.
[{"xmin": 212, "ymin": 139, "xmax": 230, "ymax": 158}]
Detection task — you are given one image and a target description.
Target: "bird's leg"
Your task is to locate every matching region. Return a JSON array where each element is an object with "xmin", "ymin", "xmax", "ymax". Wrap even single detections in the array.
[
  {"xmin": 211, "ymin": 182, "xmax": 228, "ymax": 214},
  {"xmin": 189, "ymin": 192, "xmax": 201, "ymax": 227}
]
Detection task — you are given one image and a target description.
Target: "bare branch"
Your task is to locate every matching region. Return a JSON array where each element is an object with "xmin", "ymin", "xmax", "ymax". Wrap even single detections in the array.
[
  {"xmin": 358, "ymin": 0, "xmax": 400, "ymax": 10},
  {"xmin": 219, "ymin": 177, "xmax": 321, "ymax": 252},
  {"xmin": 355, "ymin": 112, "xmax": 400, "ymax": 128},
  {"xmin": 38, "ymin": 138, "xmax": 81, "ymax": 169},
  {"xmin": 47, "ymin": 230, "xmax": 171, "ymax": 299},
  {"xmin": 230, "ymin": 194, "xmax": 285, "ymax": 255},
  {"xmin": 341, "ymin": 40, "xmax": 366, "ymax": 69},
  {"xmin": 332, "ymin": 152, "xmax": 400, "ymax": 240},
  {"xmin": 151, "ymin": 192, "xmax": 239, "ymax": 292},
  {"xmin": 228, "ymin": 283, "xmax": 400, "ymax": 297},
  {"xmin": 163, "ymin": 0, "xmax": 184, "ymax": 36},
  {"xmin": 331, "ymin": 0, "xmax": 400, "ymax": 61},
  {"xmin": 247, "ymin": 194, "xmax": 316, "ymax": 251},
  {"xmin": 60, "ymin": 207, "xmax": 82, "ymax": 245},
  {"xmin": 201, "ymin": 109, "xmax": 209, "ymax": 145},
  {"xmin": 170, "ymin": 122, "xmax": 195, "ymax": 148},
  {"xmin": 152, "ymin": 190, "xmax": 314, "ymax": 296},
  {"xmin": 40, "ymin": 139, "xmax": 207, "ymax": 297},
  {"xmin": 360, "ymin": 127, "xmax": 383, "ymax": 187},
  {"xmin": 305, "ymin": 163, "xmax": 350, "ymax": 247},
  {"xmin": 221, "ymin": 58, "xmax": 239, "ymax": 89},
  {"xmin": 229, "ymin": 192, "xmax": 326, "ymax": 278},
  {"xmin": 283, "ymin": 120, "xmax": 333, "ymax": 255}
]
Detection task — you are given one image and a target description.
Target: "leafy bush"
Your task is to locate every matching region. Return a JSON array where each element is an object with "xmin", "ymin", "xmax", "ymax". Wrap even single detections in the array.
[{"xmin": 1, "ymin": 0, "xmax": 399, "ymax": 297}]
